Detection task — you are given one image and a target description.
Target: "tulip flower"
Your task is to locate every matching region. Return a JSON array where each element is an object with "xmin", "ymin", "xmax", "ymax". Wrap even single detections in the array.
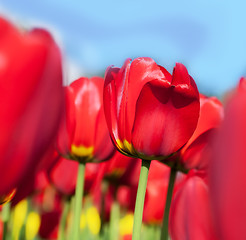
[
  {"xmin": 179, "ymin": 94, "xmax": 223, "ymax": 170},
  {"xmin": 169, "ymin": 170, "xmax": 217, "ymax": 240},
  {"xmin": 104, "ymin": 57, "xmax": 200, "ymax": 160},
  {"xmin": 56, "ymin": 76, "xmax": 115, "ymax": 240},
  {"xmin": 210, "ymin": 78, "xmax": 246, "ymax": 240},
  {"xmin": 0, "ymin": 17, "xmax": 64, "ymax": 195},
  {"xmin": 104, "ymin": 57, "xmax": 200, "ymax": 240},
  {"xmin": 57, "ymin": 77, "xmax": 115, "ymax": 163}
]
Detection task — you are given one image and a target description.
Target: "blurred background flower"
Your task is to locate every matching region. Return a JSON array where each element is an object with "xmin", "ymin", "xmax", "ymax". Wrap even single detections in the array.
[{"xmin": 0, "ymin": 0, "xmax": 245, "ymax": 95}]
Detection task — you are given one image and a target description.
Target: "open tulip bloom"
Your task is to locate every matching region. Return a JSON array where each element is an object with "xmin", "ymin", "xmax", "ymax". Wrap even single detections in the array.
[
  {"xmin": 104, "ymin": 57, "xmax": 200, "ymax": 161},
  {"xmin": 104, "ymin": 57, "xmax": 200, "ymax": 240}
]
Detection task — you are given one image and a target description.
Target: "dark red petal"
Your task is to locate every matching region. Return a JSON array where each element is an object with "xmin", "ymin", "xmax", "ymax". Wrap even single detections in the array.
[{"xmin": 104, "ymin": 65, "xmax": 123, "ymax": 148}]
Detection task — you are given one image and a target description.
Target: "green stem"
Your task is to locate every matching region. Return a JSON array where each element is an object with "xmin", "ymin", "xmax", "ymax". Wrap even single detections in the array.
[
  {"xmin": 109, "ymin": 199, "xmax": 120, "ymax": 240},
  {"xmin": 72, "ymin": 162, "xmax": 86, "ymax": 240},
  {"xmin": 160, "ymin": 167, "xmax": 177, "ymax": 240},
  {"xmin": 58, "ymin": 198, "xmax": 70, "ymax": 240},
  {"xmin": 132, "ymin": 159, "xmax": 151, "ymax": 240},
  {"xmin": 67, "ymin": 196, "xmax": 75, "ymax": 239},
  {"xmin": 2, "ymin": 202, "xmax": 11, "ymax": 240}
]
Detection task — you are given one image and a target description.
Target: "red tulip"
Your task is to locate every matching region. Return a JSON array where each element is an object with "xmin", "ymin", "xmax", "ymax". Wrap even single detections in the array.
[
  {"xmin": 0, "ymin": 17, "xmax": 63, "ymax": 195},
  {"xmin": 210, "ymin": 78, "xmax": 246, "ymax": 240},
  {"xmin": 170, "ymin": 170, "xmax": 217, "ymax": 240},
  {"xmin": 104, "ymin": 57, "xmax": 200, "ymax": 161},
  {"xmin": 57, "ymin": 77, "xmax": 115, "ymax": 163},
  {"xmin": 179, "ymin": 94, "xmax": 223, "ymax": 170},
  {"xmin": 48, "ymin": 154, "xmax": 100, "ymax": 196}
]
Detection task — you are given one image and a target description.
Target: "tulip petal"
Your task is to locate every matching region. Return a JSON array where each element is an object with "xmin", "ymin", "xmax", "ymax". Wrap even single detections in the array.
[
  {"xmin": 104, "ymin": 65, "xmax": 125, "ymax": 151},
  {"xmin": 181, "ymin": 129, "xmax": 215, "ymax": 170},
  {"xmin": 69, "ymin": 77, "xmax": 101, "ymax": 147},
  {"xmin": 187, "ymin": 95, "xmax": 223, "ymax": 146},
  {"xmin": 126, "ymin": 58, "xmax": 172, "ymax": 141},
  {"xmin": 132, "ymin": 75, "xmax": 199, "ymax": 158}
]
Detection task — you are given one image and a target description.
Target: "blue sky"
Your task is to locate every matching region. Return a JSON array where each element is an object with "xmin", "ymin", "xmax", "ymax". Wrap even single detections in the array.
[{"xmin": 1, "ymin": 0, "xmax": 246, "ymax": 96}]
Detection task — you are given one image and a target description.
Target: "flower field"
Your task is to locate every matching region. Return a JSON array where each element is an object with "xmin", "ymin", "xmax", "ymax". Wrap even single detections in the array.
[{"xmin": 0, "ymin": 15, "xmax": 245, "ymax": 240}]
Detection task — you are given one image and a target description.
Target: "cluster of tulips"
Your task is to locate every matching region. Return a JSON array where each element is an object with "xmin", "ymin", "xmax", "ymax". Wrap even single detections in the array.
[{"xmin": 0, "ymin": 15, "xmax": 245, "ymax": 240}]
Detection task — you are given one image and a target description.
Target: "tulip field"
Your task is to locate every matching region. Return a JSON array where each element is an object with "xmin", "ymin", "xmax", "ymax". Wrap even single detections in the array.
[{"xmin": 0, "ymin": 15, "xmax": 245, "ymax": 240}]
